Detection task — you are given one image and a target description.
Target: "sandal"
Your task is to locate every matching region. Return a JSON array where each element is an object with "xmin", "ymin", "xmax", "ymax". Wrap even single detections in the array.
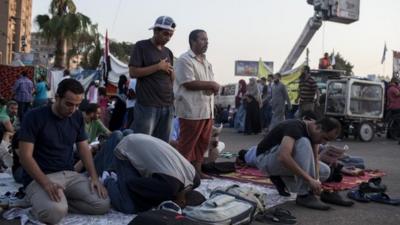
[
  {"xmin": 256, "ymin": 208, "xmax": 297, "ymax": 224},
  {"xmin": 367, "ymin": 193, "xmax": 400, "ymax": 206},
  {"xmin": 347, "ymin": 190, "xmax": 370, "ymax": 203},
  {"xmin": 359, "ymin": 178, "xmax": 387, "ymax": 193}
]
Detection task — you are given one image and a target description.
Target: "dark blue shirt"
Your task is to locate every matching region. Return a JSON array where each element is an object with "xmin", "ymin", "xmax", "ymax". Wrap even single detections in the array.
[{"xmin": 19, "ymin": 105, "xmax": 87, "ymax": 186}]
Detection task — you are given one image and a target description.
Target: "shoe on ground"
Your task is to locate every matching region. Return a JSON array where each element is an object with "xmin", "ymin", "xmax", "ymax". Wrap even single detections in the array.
[
  {"xmin": 157, "ymin": 200, "xmax": 182, "ymax": 214},
  {"xmin": 296, "ymin": 194, "xmax": 330, "ymax": 210},
  {"xmin": 320, "ymin": 191, "xmax": 354, "ymax": 207}
]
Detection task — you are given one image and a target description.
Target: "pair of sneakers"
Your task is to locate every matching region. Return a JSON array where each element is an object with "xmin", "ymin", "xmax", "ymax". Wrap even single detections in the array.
[
  {"xmin": 100, "ymin": 171, "xmax": 118, "ymax": 184},
  {"xmin": 0, "ymin": 189, "xmax": 31, "ymax": 209}
]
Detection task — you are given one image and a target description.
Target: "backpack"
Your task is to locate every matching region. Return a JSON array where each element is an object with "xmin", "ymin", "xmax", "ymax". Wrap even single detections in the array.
[
  {"xmin": 183, "ymin": 190, "xmax": 257, "ymax": 225},
  {"xmin": 212, "ymin": 185, "xmax": 267, "ymax": 215},
  {"xmin": 128, "ymin": 210, "xmax": 205, "ymax": 225}
]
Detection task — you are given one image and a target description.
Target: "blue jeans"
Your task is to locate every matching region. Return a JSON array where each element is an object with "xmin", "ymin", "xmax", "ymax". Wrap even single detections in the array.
[
  {"xmin": 234, "ymin": 104, "xmax": 246, "ymax": 132},
  {"xmin": 93, "ymin": 129, "xmax": 137, "ymax": 213},
  {"xmin": 104, "ymin": 158, "xmax": 140, "ymax": 214},
  {"xmin": 132, "ymin": 103, "xmax": 173, "ymax": 142}
]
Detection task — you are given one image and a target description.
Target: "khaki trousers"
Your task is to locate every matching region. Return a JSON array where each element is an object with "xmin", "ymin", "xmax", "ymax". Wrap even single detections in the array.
[{"xmin": 26, "ymin": 171, "xmax": 110, "ymax": 224}]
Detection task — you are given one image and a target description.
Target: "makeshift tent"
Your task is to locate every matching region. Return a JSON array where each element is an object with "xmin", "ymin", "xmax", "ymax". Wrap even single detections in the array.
[{"xmin": 48, "ymin": 70, "xmax": 100, "ymax": 98}]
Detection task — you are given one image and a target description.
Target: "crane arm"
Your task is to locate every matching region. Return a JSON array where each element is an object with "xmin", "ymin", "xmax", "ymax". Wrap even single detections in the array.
[{"xmin": 279, "ymin": 15, "xmax": 322, "ymax": 73}]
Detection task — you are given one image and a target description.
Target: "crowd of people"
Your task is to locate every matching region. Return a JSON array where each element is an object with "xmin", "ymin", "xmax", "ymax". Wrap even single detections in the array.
[
  {"xmin": 232, "ymin": 65, "xmax": 320, "ymax": 136},
  {"xmin": 0, "ymin": 15, "xmax": 350, "ymax": 224}
]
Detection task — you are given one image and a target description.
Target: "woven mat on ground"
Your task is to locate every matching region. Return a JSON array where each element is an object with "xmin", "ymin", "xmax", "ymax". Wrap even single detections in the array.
[
  {"xmin": 0, "ymin": 170, "xmax": 293, "ymax": 225},
  {"xmin": 212, "ymin": 166, "xmax": 274, "ymax": 187},
  {"xmin": 322, "ymin": 169, "xmax": 386, "ymax": 191},
  {"xmin": 213, "ymin": 167, "xmax": 385, "ymax": 192}
]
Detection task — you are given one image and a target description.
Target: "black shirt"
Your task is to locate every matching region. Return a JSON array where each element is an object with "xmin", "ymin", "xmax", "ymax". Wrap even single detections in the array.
[
  {"xmin": 256, "ymin": 119, "xmax": 310, "ymax": 156},
  {"xmin": 18, "ymin": 106, "xmax": 87, "ymax": 186},
  {"xmin": 129, "ymin": 39, "xmax": 174, "ymax": 107}
]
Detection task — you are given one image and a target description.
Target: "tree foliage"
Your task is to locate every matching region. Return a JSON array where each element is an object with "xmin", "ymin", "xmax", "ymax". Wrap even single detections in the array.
[
  {"xmin": 331, "ymin": 52, "xmax": 354, "ymax": 76},
  {"xmin": 109, "ymin": 41, "xmax": 134, "ymax": 63},
  {"xmin": 35, "ymin": 0, "xmax": 96, "ymax": 68}
]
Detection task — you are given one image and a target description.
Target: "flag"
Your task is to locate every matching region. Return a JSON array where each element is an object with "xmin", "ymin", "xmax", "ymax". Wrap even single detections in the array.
[
  {"xmin": 257, "ymin": 58, "xmax": 272, "ymax": 78},
  {"xmin": 103, "ymin": 30, "xmax": 110, "ymax": 85},
  {"xmin": 381, "ymin": 43, "xmax": 387, "ymax": 64},
  {"xmin": 393, "ymin": 50, "xmax": 400, "ymax": 78},
  {"xmin": 331, "ymin": 49, "xmax": 336, "ymax": 66}
]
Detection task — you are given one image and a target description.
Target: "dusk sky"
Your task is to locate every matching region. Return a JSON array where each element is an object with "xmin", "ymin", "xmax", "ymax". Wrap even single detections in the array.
[{"xmin": 32, "ymin": 0, "xmax": 400, "ymax": 84}]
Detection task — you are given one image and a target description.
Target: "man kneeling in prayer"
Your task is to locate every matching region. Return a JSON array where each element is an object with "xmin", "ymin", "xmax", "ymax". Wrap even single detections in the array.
[
  {"xmin": 256, "ymin": 117, "xmax": 341, "ymax": 210},
  {"xmin": 95, "ymin": 132, "xmax": 202, "ymax": 214}
]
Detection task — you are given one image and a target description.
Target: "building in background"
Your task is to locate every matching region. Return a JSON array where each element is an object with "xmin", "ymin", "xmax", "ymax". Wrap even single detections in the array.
[
  {"xmin": 31, "ymin": 32, "xmax": 56, "ymax": 66},
  {"xmin": 0, "ymin": 0, "xmax": 32, "ymax": 65}
]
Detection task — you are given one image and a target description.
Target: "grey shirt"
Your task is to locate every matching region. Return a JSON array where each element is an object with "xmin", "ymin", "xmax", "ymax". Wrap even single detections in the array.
[
  {"xmin": 129, "ymin": 39, "xmax": 174, "ymax": 107},
  {"xmin": 114, "ymin": 133, "xmax": 196, "ymax": 188},
  {"xmin": 270, "ymin": 81, "xmax": 291, "ymax": 108}
]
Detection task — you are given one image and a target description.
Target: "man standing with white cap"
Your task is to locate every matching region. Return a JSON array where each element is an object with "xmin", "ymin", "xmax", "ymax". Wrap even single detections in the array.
[{"xmin": 129, "ymin": 16, "xmax": 176, "ymax": 142}]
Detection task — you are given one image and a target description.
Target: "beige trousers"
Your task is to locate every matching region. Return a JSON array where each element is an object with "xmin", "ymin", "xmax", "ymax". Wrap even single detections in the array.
[{"xmin": 26, "ymin": 171, "xmax": 110, "ymax": 224}]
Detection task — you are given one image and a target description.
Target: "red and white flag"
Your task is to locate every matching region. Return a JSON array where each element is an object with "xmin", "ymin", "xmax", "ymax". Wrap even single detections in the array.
[
  {"xmin": 393, "ymin": 51, "xmax": 400, "ymax": 78},
  {"xmin": 104, "ymin": 30, "xmax": 109, "ymax": 69},
  {"xmin": 102, "ymin": 29, "xmax": 110, "ymax": 84}
]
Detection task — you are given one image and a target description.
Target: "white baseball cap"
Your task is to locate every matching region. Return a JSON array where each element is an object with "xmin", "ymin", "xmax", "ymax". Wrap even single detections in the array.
[{"xmin": 149, "ymin": 16, "xmax": 176, "ymax": 31}]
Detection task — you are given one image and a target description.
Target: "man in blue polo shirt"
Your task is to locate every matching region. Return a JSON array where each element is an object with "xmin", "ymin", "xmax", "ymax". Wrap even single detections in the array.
[{"xmin": 18, "ymin": 79, "xmax": 110, "ymax": 224}]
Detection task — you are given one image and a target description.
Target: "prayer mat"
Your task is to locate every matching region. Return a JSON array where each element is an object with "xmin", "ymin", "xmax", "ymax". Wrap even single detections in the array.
[
  {"xmin": 322, "ymin": 169, "xmax": 386, "ymax": 191},
  {"xmin": 212, "ymin": 167, "xmax": 386, "ymax": 192},
  {"xmin": 0, "ymin": 170, "xmax": 293, "ymax": 225},
  {"xmin": 212, "ymin": 166, "xmax": 274, "ymax": 187}
]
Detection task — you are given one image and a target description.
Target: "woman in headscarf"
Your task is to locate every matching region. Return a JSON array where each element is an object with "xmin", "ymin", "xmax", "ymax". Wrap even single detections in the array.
[
  {"xmin": 244, "ymin": 78, "xmax": 261, "ymax": 135},
  {"xmin": 234, "ymin": 79, "xmax": 247, "ymax": 132}
]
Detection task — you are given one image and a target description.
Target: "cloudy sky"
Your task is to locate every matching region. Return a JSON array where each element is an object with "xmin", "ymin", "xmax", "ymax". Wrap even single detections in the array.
[{"xmin": 32, "ymin": 0, "xmax": 400, "ymax": 84}]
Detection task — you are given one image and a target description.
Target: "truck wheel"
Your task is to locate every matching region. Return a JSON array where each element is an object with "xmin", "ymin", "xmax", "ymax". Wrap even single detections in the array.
[{"xmin": 358, "ymin": 122, "xmax": 374, "ymax": 142}]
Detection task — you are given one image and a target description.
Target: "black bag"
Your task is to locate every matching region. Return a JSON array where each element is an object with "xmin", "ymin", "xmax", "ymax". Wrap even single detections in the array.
[
  {"xmin": 202, "ymin": 162, "xmax": 236, "ymax": 174},
  {"xmin": 128, "ymin": 210, "xmax": 205, "ymax": 225}
]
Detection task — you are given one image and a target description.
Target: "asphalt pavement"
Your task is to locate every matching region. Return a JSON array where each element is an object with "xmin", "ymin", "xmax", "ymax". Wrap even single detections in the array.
[
  {"xmin": 1, "ymin": 128, "xmax": 399, "ymax": 225},
  {"xmin": 220, "ymin": 128, "xmax": 400, "ymax": 225}
]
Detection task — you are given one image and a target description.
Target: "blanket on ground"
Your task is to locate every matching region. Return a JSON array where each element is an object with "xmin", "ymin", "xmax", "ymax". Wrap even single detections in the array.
[
  {"xmin": 213, "ymin": 167, "xmax": 385, "ymax": 191},
  {"xmin": 0, "ymin": 171, "xmax": 293, "ymax": 225}
]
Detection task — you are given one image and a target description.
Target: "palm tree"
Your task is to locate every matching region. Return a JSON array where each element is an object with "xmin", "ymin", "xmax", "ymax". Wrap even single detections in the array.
[{"xmin": 35, "ymin": 0, "xmax": 92, "ymax": 68}]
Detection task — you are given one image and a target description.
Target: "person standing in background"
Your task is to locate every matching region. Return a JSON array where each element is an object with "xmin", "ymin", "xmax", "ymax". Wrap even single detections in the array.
[
  {"xmin": 175, "ymin": 29, "xmax": 219, "ymax": 178},
  {"xmin": 129, "ymin": 16, "xmax": 176, "ymax": 142}
]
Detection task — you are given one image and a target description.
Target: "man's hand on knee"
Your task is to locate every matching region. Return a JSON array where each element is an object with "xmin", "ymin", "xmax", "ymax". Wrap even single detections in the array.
[{"xmin": 43, "ymin": 181, "xmax": 64, "ymax": 202}]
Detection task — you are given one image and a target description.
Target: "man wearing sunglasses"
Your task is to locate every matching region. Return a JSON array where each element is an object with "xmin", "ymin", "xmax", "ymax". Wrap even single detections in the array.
[{"xmin": 129, "ymin": 16, "xmax": 176, "ymax": 142}]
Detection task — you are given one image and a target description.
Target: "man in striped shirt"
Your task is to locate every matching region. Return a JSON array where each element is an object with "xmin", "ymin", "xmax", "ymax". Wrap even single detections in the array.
[{"xmin": 297, "ymin": 66, "xmax": 319, "ymax": 117}]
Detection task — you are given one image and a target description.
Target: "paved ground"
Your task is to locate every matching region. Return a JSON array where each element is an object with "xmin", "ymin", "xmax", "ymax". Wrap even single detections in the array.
[
  {"xmin": 220, "ymin": 128, "xmax": 400, "ymax": 225},
  {"xmin": 1, "ymin": 128, "xmax": 399, "ymax": 224}
]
